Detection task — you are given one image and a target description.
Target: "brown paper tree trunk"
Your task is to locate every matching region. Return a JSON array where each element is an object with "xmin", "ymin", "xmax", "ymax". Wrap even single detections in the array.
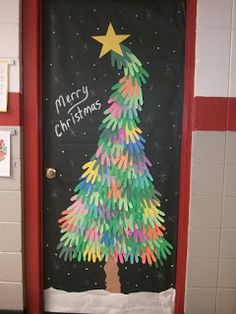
[{"xmin": 104, "ymin": 255, "xmax": 121, "ymax": 293}]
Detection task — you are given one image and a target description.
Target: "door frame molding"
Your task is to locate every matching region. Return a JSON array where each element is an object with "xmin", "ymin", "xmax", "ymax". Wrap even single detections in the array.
[{"xmin": 22, "ymin": 1, "xmax": 197, "ymax": 313}]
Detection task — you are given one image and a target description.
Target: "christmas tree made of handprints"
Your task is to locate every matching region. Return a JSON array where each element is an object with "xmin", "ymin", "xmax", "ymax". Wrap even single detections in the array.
[{"xmin": 57, "ymin": 23, "xmax": 173, "ymax": 292}]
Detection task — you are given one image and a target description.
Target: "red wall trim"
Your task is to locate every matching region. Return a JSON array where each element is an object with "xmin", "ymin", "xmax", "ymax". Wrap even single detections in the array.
[
  {"xmin": 0, "ymin": 93, "xmax": 21, "ymax": 126},
  {"xmin": 228, "ymin": 98, "xmax": 236, "ymax": 131},
  {"xmin": 194, "ymin": 96, "xmax": 236, "ymax": 131},
  {"xmin": 22, "ymin": 0, "xmax": 43, "ymax": 313},
  {"xmin": 175, "ymin": 0, "xmax": 197, "ymax": 313}
]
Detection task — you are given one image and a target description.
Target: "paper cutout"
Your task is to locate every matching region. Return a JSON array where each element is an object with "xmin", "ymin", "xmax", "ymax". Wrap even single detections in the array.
[
  {"xmin": 0, "ymin": 131, "xmax": 10, "ymax": 177},
  {"xmin": 92, "ymin": 23, "xmax": 130, "ymax": 58},
  {"xmin": 0, "ymin": 62, "xmax": 8, "ymax": 112},
  {"xmin": 104, "ymin": 254, "xmax": 121, "ymax": 293},
  {"xmin": 0, "ymin": 139, "xmax": 7, "ymax": 161},
  {"xmin": 57, "ymin": 29, "xmax": 173, "ymax": 267},
  {"xmin": 44, "ymin": 287, "xmax": 176, "ymax": 314}
]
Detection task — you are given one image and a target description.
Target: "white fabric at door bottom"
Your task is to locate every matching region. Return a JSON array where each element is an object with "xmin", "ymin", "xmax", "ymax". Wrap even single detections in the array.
[{"xmin": 44, "ymin": 287, "xmax": 175, "ymax": 314}]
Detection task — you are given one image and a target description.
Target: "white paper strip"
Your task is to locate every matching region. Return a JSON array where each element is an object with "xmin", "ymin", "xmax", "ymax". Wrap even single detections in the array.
[
  {"xmin": 0, "ymin": 130, "xmax": 11, "ymax": 177},
  {"xmin": 0, "ymin": 61, "xmax": 9, "ymax": 112},
  {"xmin": 44, "ymin": 287, "xmax": 176, "ymax": 314}
]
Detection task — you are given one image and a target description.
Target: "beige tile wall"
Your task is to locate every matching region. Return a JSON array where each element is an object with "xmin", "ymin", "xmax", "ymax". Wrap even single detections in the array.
[
  {"xmin": 186, "ymin": 0, "xmax": 236, "ymax": 312},
  {"xmin": 229, "ymin": 0, "xmax": 236, "ymax": 97},
  {"xmin": 0, "ymin": 0, "xmax": 23, "ymax": 311},
  {"xmin": 0, "ymin": 127, "xmax": 23, "ymax": 310},
  {"xmin": 185, "ymin": 132, "xmax": 236, "ymax": 313},
  {"xmin": 0, "ymin": 0, "xmax": 20, "ymax": 93},
  {"xmin": 195, "ymin": 0, "xmax": 233, "ymax": 97}
]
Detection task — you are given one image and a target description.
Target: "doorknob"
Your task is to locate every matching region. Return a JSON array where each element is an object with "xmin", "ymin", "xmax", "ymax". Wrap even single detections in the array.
[{"xmin": 45, "ymin": 167, "xmax": 57, "ymax": 179}]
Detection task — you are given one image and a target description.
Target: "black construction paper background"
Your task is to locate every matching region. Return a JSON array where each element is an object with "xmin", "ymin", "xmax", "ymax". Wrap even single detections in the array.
[{"xmin": 43, "ymin": 0, "xmax": 186, "ymax": 294}]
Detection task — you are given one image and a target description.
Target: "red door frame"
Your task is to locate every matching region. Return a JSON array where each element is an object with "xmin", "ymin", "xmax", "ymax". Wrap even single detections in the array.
[{"xmin": 22, "ymin": 0, "xmax": 197, "ymax": 313}]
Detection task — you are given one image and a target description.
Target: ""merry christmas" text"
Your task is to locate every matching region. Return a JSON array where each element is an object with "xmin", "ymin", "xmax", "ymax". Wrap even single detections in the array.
[
  {"xmin": 55, "ymin": 85, "xmax": 89, "ymax": 115},
  {"xmin": 54, "ymin": 100, "xmax": 101, "ymax": 137}
]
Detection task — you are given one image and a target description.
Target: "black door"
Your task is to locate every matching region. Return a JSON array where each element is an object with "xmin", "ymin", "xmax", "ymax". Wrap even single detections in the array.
[{"xmin": 43, "ymin": 0, "xmax": 186, "ymax": 312}]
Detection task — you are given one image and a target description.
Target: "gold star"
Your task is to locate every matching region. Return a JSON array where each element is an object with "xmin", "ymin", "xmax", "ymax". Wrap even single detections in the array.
[{"xmin": 92, "ymin": 23, "xmax": 130, "ymax": 58}]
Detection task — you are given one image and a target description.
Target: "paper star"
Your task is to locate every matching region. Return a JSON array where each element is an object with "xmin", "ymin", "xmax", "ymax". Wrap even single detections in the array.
[{"xmin": 92, "ymin": 23, "xmax": 130, "ymax": 58}]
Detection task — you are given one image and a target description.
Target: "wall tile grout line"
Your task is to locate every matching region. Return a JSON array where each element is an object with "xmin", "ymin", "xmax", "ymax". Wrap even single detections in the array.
[
  {"xmin": 214, "ymin": 130, "xmax": 227, "ymax": 310},
  {"xmin": 0, "ymin": 23, "xmax": 20, "ymax": 25},
  {"xmin": 214, "ymin": 2, "xmax": 235, "ymax": 313},
  {"xmin": 0, "ymin": 252, "xmax": 22, "ymax": 254},
  {"xmin": 191, "ymin": 194, "xmax": 227, "ymax": 197},
  {"xmin": 217, "ymin": 287, "xmax": 236, "ymax": 290},
  {"xmin": 0, "ymin": 190, "xmax": 22, "ymax": 192},
  {"xmin": 228, "ymin": 0, "xmax": 235, "ymax": 98},
  {"xmin": 0, "ymin": 281, "xmax": 23, "ymax": 284},
  {"xmin": 0, "ymin": 222, "xmax": 21, "ymax": 224}
]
